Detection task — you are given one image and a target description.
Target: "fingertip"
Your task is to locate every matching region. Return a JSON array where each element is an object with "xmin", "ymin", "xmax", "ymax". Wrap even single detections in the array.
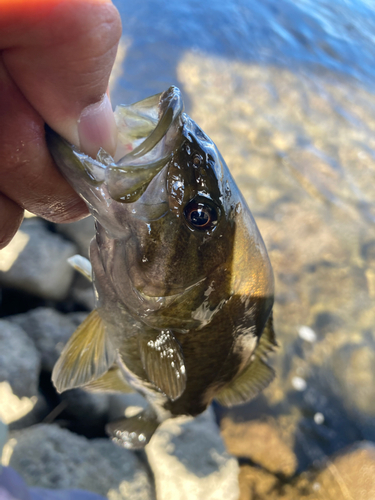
[{"xmin": 0, "ymin": 194, "xmax": 24, "ymax": 250}]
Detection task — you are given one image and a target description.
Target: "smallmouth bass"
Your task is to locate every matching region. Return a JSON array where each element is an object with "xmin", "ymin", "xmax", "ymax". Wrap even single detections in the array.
[{"xmin": 47, "ymin": 86, "xmax": 276, "ymax": 449}]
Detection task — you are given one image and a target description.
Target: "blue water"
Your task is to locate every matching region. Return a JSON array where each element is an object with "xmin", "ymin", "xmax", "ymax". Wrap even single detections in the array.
[{"xmin": 112, "ymin": 0, "xmax": 375, "ymax": 103}]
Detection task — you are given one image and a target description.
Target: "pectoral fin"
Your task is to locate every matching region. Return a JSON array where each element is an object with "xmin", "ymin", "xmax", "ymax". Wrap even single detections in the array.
[
  {"xmin": 216, "ymin": 313, "xmax": 277, "ymax": 407},
  {"xmin": 52, "ymin": 310, "xmax": 116, "ymax": 393},
  {"xmin": 138, "ymin": 329, "xmax": 186, "ymax": 401},
  {"xmin": 106, "ymin": 407, "xmax": 159, "ymax": 449},
  {"xmin": 83, "ymin": 366, "xmax": 133, "ymax": 394},
  {"xmin": 67, "ymin": 254, "xmax": 92, "ymax": 281}
]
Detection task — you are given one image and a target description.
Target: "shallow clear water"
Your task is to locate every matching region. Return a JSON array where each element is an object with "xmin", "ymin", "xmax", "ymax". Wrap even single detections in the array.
[{"xmin": 110, "ymin": 0, "xmax": 375, "ymax": 495}]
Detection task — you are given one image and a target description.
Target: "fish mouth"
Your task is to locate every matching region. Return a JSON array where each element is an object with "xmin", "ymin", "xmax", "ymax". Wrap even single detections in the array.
[{"xmin": 104, "ymin": 86, "xmax": 184, "ymax": 204}]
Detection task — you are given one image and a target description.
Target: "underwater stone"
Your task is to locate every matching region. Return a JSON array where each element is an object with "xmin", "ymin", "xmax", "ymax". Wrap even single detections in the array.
[
  {"xmin": 221, "ymin": 418, "xmax": 297, "ymax": 477},
  {"xmin": 7, "ymin": 424, "xmax": 154, "ymax": 500}
]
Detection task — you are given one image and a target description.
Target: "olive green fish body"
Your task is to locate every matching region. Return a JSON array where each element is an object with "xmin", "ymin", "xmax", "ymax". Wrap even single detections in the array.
[{"xmin": 48, "ymin": 87, "xmax": 276, "ymax": 449}]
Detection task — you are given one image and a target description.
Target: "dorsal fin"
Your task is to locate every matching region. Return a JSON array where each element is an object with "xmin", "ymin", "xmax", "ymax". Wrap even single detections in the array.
[
  {"xmin": 83, "ymin": 365, "xmax": 133, "ymax": 394},
  {"xmin": 138, "ymin": 329, "xmax": 186, "ymax": 401},
  {"xmin": 52, "ymin": 309, "xmax": 116, "ymax": 393},
  {"xmin": 215, "ymin": 313, "xmax": 277, "ymax": 407}
]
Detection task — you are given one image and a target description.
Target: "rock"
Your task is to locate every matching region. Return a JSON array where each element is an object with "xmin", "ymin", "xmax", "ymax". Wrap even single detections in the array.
[
  {"xmin": 330, "ymin": 341, "xmax": 375, "ymax": 418},
  {"xmin": 295, "ymin": 441, "xmax": 375, "ymax": 500},
  {"xmin": 56, "ymin": 217, "xmax": 96, "ymax": 258},
  {"xmin": 9, "ymin": 308, "xmax": 85, "ymax": 372},
  {"xmin": 7, "ymin": 424, "xmax": 154, "ymax": 500},
  {"xmin": 221, "ymin": 418, "xmax": 297, "ymax": 477},
  {"xmin": 238, "ymin": 465, "xmax": 296, "ymax": 500},
  {"xmin": 0, "ymin": 465, "xmax": 107, "ymax": 500},
  {"xmin": 145, "ymin": 407, "xmax": 239, "ymax": 500},
  {"xmin": 0, "ymin": 419, "xmax": 7, "ymax": 455},
  {"xmin": 0, "ymin": 219, "xmax": 77, "ymax": 301},
  {"xmin": 0, "ymin": 382, "xmax": 39, "ymax": 426},
  {"xmin": 0, "ymin": 320, "xmax": 40, "ymax": 398}
]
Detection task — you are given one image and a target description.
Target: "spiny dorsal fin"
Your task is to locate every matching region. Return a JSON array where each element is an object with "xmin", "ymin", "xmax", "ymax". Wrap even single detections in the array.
[
  {"xmin": 106, "ymin": 408, "xmax": 159, "ymax": 449},
  {"xmin": 215, "ymin": 313, "xmax": 277, "ymax": 407},
  {"xmin": 138, "ymin": 329, "xmax": 186, "ymax": 401},
  {"xmin": 52, "ymin": 309, "xmax": 116, "ymax": 393},
  {"xmin": 83, "ymin": 365, "xmax": 133, "ymax": 394}
]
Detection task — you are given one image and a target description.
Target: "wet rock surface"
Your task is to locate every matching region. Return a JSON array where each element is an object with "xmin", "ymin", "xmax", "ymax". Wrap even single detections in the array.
[
  {"xmin": 6, "ymin": 424, "xmax": 155, "ymax": 500},
  {"xmin": 9, "ymin": 308, "xmax": 86, "ymax": 371},
  {"xmin": 145, "ymin": 408, "xmax": 239, "ymax": 500},
  {"xmin": 0, "ymin": 320, "xmax": 40, "ymax": 398},
  {"xmin": 0, "ymin": 219, "xmax": 77, "ymax": 301}
]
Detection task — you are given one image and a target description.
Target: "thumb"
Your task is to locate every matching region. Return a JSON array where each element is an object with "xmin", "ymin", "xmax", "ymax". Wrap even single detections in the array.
[{"xmin": 1, "ymin": 0, "xmax": 122, "ymax": 157}]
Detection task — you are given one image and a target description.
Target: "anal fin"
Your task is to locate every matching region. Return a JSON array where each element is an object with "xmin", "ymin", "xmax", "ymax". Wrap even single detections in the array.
[
  {"xmin": 83, "ymin": 365, "xmax": 133, "ymax": 394},
  {"xmin": 52, "ymin": 309, "xmax": 116, "ymax": 393},
  {"xmin": 139, "ymin": 329, "xmax": 186, "ymax": 401},
  {"xmin": 216, "ymin": 313, "xmax": 277, "ymax": 407},
  {"xmin": 106, "ymin": 408, "xmax": 159, "ymax": 449}
]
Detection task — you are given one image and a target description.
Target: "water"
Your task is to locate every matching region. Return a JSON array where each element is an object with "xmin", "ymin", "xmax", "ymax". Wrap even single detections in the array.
[{"xmin": 110, "ymin": 0, "xmax": 375, "ymax": 496}]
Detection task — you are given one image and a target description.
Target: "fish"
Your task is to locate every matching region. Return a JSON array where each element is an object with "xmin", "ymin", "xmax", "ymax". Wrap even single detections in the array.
[{"xmin": 47, "ymin": 86, "xmax": 276, "ymax": 449}]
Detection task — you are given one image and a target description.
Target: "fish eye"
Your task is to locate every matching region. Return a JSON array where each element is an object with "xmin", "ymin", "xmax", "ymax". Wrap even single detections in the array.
[
  {"xmin": 192, "ymin": 154, "xmax": 203, "ymax": 167},
  {"xmin": 184, "ymin": 198, "xmax": 219, "ymax": 231}
]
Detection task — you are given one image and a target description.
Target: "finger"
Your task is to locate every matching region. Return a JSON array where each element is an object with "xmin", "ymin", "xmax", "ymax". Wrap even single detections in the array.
[
  {"xmin": 1, "ymin": 0, "xmax": 122, "ymax": 157},
  {"xmin": 0, "ymin": 192, "xmax": 24, "ymax": 250},
  {"xmin": 0, "ymin": 59, "xmax": 89, "ymax": 223}
]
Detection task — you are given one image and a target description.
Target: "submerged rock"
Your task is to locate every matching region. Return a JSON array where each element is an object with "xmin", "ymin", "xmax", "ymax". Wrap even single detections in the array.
[
  {"xmin": 7, "ymin": 424, "xmax": 154, "ymax": 500},
  {"xmin": 221, "ymin": 418, "xmax": 297, "ymax": 477}
]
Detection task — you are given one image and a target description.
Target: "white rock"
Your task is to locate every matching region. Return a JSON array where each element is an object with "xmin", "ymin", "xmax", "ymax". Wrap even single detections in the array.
[
  {"xmin": 292, "ymin": 376, "xmax": 307, "ymax": 391},
  {"xmin": 0, "ymin": 219, "xmax": 77, "ymax": 301},
  {"xmin": 145, "ymin": 407, "xmax": 239, "ymax": 500},
  {"xmin": 0, "ymin": 382, "xmax": 38, "ymax": 425},
  {"xmin": 298, "ymin": 326, "xmax": 317, "ymax": 343},
  {"xmin": 0, "ymin": 320, "xmax": 40, "ymax": 398},
  {"xmin": 7, "ymin": 424, "xmax": 154, "ymax": 500}
]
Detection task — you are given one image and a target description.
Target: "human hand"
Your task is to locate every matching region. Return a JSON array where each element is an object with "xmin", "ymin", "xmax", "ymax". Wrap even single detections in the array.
[{"xmin": 0, "ymin": 0, "xmax": 122, "ymax": 249}]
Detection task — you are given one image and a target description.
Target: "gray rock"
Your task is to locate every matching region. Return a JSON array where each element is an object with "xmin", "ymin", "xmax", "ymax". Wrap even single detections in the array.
[
  {"xmin": 71, "ymin": 281, "xmax": 96, "ymax": 311},
  {"xmin": 0, "ymin": 320, "xmax": 40, "ymax": 398},
  {"xmin": 9, "ymin": 308, "xmax": 84, "ymax": 372},
  {"xmin": 56, "ymin": 217, "xmax": 95, "ymax": 258},
  {"xmin": 8, "ymin": 424, "xmax": 155, "ymax": 500},
  {"xmin": 145, "ymin": 407, "xmax": 239, "ymax": 500},
  {"xmin": 0, "ymin": 219, "xmax": 77, "ymax": 301}
]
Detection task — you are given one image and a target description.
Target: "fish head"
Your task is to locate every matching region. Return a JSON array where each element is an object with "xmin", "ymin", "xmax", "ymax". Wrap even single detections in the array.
[{"xmin": 47, "ymin": 87, "xmax": 273, "ymax": 331}]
